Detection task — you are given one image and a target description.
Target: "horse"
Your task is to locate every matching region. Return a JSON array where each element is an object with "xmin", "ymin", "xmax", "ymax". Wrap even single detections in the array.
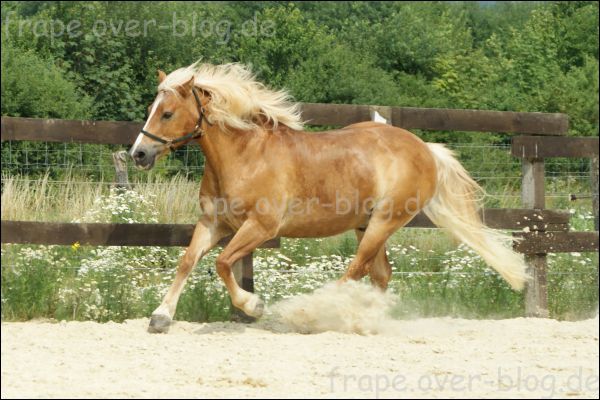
[{"xmin": 130, "ymin": 62, "xmax": 529, "ymax": 333}]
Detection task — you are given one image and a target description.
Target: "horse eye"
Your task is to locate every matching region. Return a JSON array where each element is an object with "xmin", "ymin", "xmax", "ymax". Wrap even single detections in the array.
[{"xmin": 162, "ymin": 112, "xmax": 173, "ymax": 120}]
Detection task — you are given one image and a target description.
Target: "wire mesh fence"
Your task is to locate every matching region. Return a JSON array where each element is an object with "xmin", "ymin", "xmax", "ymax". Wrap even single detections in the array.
[{"xmin": 1, "ymin": 141, "xmax": 595, "ymax": 196}]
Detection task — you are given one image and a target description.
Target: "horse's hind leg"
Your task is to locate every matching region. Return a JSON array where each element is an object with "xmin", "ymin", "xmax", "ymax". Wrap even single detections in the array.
[
  {"xmin": 339, "ymin": 221, "xmax": 393, "ymax": 283},
  {"xmin": 355, "ymin": 229, "xmax": 392, "ymax": 289},
  {"xmin": 352, "ymin": 229, "xmax": 392, "ymax": 289},
  {"xmin": 340, "ymin": 211, "xmax": 413, "ymax": 288}
]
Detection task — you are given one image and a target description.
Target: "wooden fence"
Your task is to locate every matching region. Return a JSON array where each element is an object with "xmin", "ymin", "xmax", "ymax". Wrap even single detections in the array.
[{"xmin": 1, "ymin": 103, "xmax": 598, "ymax": 317}]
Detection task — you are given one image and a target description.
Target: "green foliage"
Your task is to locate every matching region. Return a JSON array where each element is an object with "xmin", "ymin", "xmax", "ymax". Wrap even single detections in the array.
[
  {"xmin": 1, "ymin": 1, "xmax": 597, "ymax": 139},
  {"xmin": 1, "ymin": 37, "xmax": 95, "ymax": 178},
  {"xmin": 1, "ymin": 38, "xmax": 91, "ymax": 118}
]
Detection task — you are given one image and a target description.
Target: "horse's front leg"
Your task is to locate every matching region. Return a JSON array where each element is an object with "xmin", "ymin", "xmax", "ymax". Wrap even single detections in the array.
[
  {"xmin": 148, "ymin": 217, "xmax": 227, "ymax": 333},
  {"xmin": 216, "ymin": 219, "xmax": 276, "ymax": 318}
]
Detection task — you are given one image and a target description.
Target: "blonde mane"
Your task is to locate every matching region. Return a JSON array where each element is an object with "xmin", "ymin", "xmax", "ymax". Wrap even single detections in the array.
[{"xmin": 158, "ymin": 62, "xmax": 303, "ymax": 131}]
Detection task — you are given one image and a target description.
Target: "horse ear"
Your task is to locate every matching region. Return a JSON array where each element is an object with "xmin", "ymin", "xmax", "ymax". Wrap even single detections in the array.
[
  {"xmin": 176, "ymin": 77, "xmax": 195, "ymax": 98},
  {"xmin": 157, "ymin": 70, "xmax": 167, "ymax": 84}
]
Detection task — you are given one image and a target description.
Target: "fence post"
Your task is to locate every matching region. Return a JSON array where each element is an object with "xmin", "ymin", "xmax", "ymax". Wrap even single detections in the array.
[
  {"xmin": 112, "ymin": 150, "xmax": 130, "ymax": 188},
  {"xmin": 521, "ymin": 157, "xmax": 549, "ymax": 317},
  {"xmin": 233, "ymin": 254, "xmax": 254, "ymax": 293},
  {"xmin": 231, "ymin": 253, "xmax": 255, "ymax": 322},
  {"xmin": 591, "ymin": 156, "xmax": 599, "ymax": 232}
]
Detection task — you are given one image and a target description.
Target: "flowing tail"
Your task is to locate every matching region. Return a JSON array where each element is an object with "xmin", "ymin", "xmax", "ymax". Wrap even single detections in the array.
[{"xmin": 423, "ymin": 143, "xmax": 529, "ymax": 290}]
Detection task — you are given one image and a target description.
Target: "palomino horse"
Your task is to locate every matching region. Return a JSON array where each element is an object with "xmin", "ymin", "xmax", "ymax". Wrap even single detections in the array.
[{"xmin": 130, "ymin": 63, "xmax": 528, "ymax": 333}]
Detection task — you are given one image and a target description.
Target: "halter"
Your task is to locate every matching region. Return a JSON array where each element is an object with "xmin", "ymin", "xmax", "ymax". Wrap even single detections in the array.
[{"xmin": 139, "ymin": 87, "xmax": 211, "ymax": 152}]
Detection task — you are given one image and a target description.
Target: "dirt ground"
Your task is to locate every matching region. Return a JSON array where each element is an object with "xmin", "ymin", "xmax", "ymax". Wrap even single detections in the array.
[{"xmin": 1, "ymin": 315, "xmax": 598, "ymax": 399}]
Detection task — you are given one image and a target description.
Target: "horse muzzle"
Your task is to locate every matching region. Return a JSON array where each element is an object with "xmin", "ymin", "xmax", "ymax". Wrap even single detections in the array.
[{"xmin": 130, "ymin": 145, "xmax": 158, "ymax": 170}]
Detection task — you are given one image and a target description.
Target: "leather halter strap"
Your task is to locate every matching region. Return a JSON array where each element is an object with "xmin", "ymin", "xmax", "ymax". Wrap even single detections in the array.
[{"xmin": 139, "ymin": 87, "xmax": 210, "ymax": 152}]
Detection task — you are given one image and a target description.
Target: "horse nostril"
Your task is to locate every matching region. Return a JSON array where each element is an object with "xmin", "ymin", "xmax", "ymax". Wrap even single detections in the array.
[{"xmin": 134, "ymin": 151, "xmax": 146, "ymax": 161}]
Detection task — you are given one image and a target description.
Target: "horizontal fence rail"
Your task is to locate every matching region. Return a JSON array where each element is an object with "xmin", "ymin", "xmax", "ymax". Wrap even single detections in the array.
[
  {"xmin": 407, "ymin": 208, "xmax": 570, "ymax": 230},
  {"xmin": 0, "ymin": 105, "xmax": 569, "ymax": 145},
  {"xmin": 512, "ymin": 136, "xmax": 599, "ymax": 158},
  {"xmin": 1, "ymin": 208, "xmax": 590, "ymax": 254},
  {"xmin": 2, "ymin": 218, "xmax": 597, "ymax": 255},
  {"xmin": 300, "ymin": 104, "xmax": 569, "ymax": 135},
  {"xmin": 1, "ymin": 117, "xmax": 141, "ymax": 145},
  {"xmin": 1, "ymin": 221, "xmax": 280, "ymax": 248},
  {"xmin": 514, "ymin": 231, "xmax": 599, "ymax": 253}
]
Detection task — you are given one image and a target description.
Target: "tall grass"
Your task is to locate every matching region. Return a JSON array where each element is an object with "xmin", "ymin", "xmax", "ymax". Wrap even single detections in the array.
[
  {"xmin": 1, "ymin": 172, "xmax": 200, "ymax": 223},
  {"xmin": 1, "ymin": 171, "xmax": 103, "ymax": 221}
]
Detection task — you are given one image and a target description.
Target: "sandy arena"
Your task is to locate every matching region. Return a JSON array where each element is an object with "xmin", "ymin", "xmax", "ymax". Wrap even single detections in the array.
[{"xmin": 2, "ymin": 283, "xmax": 599, "ymax": 398}]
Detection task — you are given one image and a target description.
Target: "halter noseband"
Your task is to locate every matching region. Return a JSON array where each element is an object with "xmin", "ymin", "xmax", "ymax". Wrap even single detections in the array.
[{"xmin": 139, "ymin": 87, "xmax": 210, "ymax": 152}]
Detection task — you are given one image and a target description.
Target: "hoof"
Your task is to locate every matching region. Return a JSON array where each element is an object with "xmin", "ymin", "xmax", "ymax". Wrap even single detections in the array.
[
  {"xmin": 148, "ymin": 313, "xmax": 171, "ymax": 334},
  {"xmin": 243, "ymin": 295, "xmax": 264, "ymax": 319}
]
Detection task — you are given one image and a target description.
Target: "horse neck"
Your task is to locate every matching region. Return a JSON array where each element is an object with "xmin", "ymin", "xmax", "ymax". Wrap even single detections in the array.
[{"xmin": 199, "ymin": 125, "xmax": 259, "ymax": 178}]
